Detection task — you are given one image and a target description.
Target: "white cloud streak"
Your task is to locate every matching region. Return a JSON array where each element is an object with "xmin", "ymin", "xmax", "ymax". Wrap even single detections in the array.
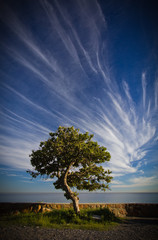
[
  {"xmin": 53, "ymin": 0, "xmax": 98, "ymax": 74},
  {"xmin": 0, "ymin": 0, "xmax": 157, "ymax": 190},
  {"xmin": 113, "ymin": 176, "xmax": 158, "ymax": 188},
  {"xmin": 142, "ymin": 72, "xmax": 146, "ymax": 109},
  {"xmin": 155, "ymin": 79, "xmax": 158, "ymax": 110}
]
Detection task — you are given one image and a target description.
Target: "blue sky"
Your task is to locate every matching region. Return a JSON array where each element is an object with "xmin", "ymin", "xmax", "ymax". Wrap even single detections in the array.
[{"xmin": 0, "ymin": 0, "xmax": 158, "ymax": 193}]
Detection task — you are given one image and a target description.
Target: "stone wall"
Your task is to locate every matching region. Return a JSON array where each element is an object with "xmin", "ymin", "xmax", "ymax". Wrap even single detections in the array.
[{"xmin": 0, "ymin": 203, "xmax": 158, "ymax": 218}]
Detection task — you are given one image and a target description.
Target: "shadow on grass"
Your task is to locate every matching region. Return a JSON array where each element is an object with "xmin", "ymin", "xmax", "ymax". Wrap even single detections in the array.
[{"xmin": 0, "ymin": 207, "xmax": 121, "ymax": 231}]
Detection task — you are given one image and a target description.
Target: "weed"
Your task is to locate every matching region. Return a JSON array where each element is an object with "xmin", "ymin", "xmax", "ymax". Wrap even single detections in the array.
[{"xmin": 0, "ymin": 207, "xmax": 120, "ymax": 231}]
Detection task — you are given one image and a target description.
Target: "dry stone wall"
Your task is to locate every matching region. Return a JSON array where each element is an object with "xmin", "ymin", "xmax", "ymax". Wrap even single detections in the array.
[{"xmin": 0, "ymin": 203, "xmax": 158, "ymax": 218}]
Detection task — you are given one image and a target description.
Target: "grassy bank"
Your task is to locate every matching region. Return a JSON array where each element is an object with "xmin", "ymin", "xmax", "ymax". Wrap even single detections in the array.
[{"xmin": 0, "ymin": 207, "xmax": 120, "ymax": 231}]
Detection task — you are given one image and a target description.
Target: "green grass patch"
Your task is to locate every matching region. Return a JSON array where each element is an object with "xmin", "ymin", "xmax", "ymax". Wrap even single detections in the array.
[{"xmin": 0, "ymin": 207, "xmax": 120, "ymax": 231}]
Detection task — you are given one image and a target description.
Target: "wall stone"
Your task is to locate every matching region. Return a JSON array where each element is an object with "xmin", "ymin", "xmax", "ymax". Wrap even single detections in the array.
[{"xmin": 0, "ymin": 203, "xmax": 158, "ymax": 218}]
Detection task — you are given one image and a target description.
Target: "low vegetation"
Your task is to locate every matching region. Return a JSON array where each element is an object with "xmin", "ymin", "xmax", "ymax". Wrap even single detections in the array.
[{"xmin": 0, "ymin": 207, "xmax": 120, "ymax": 231}]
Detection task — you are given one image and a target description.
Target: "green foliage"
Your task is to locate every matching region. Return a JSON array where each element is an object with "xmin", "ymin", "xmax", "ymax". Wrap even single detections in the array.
[
  {"xmin": 0, "ymin": 208, "xmax": 120, "ymax": 231},
  {"xmin": 27, "ymin": 126, "xmax": 113, "ymax": 207}
]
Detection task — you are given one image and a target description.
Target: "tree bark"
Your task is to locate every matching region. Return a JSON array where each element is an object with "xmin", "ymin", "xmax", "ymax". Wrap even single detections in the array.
[
  {"xmin": 71, "ymin": 195, "xmax": 80, "ymax": 214},
  {"xmin": 62, "ymin": 164, "xmax": 80, "ymax": 214}
]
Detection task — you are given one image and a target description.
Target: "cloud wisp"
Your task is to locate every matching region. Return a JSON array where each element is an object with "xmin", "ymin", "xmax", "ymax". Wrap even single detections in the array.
[
  {"xmin": 0, "ymin": 0, "xmax": 157, "ymax": 191},
  {"xmin": 112, "ymin": 176, "xmax": 158, "ymax": 190}
]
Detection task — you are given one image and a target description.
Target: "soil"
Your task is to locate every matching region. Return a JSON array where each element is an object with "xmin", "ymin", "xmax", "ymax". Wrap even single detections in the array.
[{"xmin": 0, "ymin": 218, "xmax": 158, "ymax": 240}]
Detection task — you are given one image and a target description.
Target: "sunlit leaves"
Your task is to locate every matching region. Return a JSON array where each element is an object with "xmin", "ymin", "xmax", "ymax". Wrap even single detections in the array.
[{"xmin": 28, "ymin": 126, "xmax": 112, "ymax": 195}]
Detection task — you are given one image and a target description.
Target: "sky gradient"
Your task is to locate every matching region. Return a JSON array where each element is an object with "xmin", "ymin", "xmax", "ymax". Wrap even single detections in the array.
[{"xmin": 0, "ymin": 0, "xmax": 158, "ymax": 193}]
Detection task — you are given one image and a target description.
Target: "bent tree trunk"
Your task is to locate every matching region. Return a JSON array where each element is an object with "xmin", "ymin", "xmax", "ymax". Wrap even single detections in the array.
[
  {"xmin": 63, "ymin": 166, "xmax": 80, "ymax": 214},
  {"xmin": 71, "ymin": 194, "xmax": 80, "ymax": 214}
]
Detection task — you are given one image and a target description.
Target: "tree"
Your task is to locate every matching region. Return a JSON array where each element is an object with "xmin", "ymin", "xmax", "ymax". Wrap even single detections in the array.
[{"xmin": 27, "ymin": 126, "xmax": 112, "ymax": 214}]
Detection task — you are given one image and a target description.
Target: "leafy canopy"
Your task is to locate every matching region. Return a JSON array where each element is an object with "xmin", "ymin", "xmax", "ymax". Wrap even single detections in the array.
[{"xmin": 28, "ymin": 126, "xmax": 112, "ymax": 194}]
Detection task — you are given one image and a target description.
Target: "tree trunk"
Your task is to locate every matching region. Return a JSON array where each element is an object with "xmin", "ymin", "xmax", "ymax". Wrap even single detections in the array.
[
  {"xmin": 62, "ymin": 164, "xmax": 80, "ymax": 214},
  {"xmin": 72, "ymin": 196, "xmax": 80, "ymax": 214}
]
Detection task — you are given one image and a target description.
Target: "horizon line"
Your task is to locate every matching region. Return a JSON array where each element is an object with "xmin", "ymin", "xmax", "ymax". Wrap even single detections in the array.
[{"xmin": 0, "ymin": 191, "xmax": 158, "ymax": 194}]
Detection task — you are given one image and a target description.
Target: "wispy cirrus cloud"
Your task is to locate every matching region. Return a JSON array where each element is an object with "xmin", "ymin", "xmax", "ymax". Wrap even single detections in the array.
[
  {"xmin": 112, "ymin": 176, "xmax": 158, "ymax": 189},
  {"xmin": 75, "ymin": 77, "xmax": 157, "ymax": 176},
  {"xmin": 142, "ymin": 72, "xmax": 147, "ymax": 109},
  {"xmin": 154, "ymin": 79, "xmax": 158, "ymax": 111},
  {"xmin": 0, "ymin": 0, "xmax": 157, "ymax": 191}
]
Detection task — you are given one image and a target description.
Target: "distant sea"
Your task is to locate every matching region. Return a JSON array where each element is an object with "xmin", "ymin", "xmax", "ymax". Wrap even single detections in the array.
[{"xmin": 0, "ymin": 192, "xmax": 158, "ymax": 203}]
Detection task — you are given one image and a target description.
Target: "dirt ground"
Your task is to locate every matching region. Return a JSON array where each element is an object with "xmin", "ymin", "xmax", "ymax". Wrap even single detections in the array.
[{"xmin": 0, "ymin": 218, "xmax": 158, "ymax": 240}]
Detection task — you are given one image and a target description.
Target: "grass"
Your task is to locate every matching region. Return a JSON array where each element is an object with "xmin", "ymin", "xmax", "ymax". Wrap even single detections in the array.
[{"xmin": 0, "ymin": 207, "xmax": 120, "ymax": 231}]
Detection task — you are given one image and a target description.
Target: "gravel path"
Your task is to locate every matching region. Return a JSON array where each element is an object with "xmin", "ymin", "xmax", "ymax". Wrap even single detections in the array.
[{"xmin": 0, "ymin": 218, "xmax": 158, "ymax": 240}]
